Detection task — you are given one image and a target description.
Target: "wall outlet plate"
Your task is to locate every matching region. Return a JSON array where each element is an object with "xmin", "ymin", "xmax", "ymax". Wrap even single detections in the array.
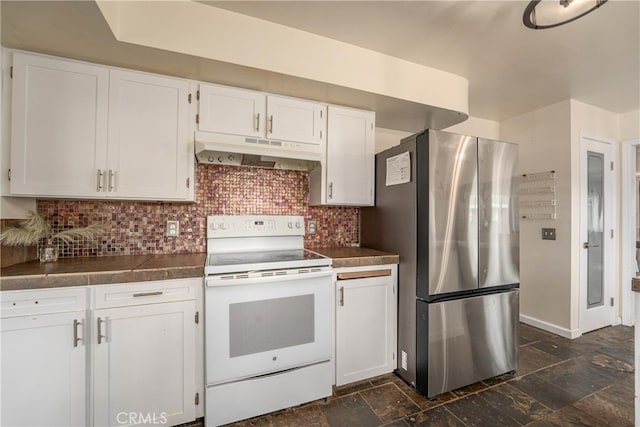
[
  {"xmin": 308, "ymin": 220, "xmax": 317, "ymax": 235},
  {"xmin": 542, "ymin": 228, "xmax": 556, "ymax": 240},
  {"xmin": 167, "ymin": 220, "xmax": 179, "ymax": 237}
]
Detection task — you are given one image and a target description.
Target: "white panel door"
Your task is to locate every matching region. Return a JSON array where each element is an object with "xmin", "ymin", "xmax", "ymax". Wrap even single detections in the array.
[
  {"xmin": 267, "ymin": 95, "xmax": 325, "ymax": 145},
  {"xmin": 1, "ymin": 311, "xmax": 87, "ymax": 427},
  {"xmin": 198, "ymin": 83, "xmax": 266, "ymax": 137},
  {"xmin": 93, "ymin": 301, "xmax": 195, "ymax": 427},
  {"xmin": 10, "ymin": 52, "xmax": 109, "ymax": 197},
  {"xmin": 107, "ymin": 70, "xmax": 192, "ymax": 201},
  {"xmin": 326, "ymin": 106, "xmax": 375, "ymax": 205},
  {"xmin": 335, "ymin": 267, "xmax": 396, "ymax": 386}
]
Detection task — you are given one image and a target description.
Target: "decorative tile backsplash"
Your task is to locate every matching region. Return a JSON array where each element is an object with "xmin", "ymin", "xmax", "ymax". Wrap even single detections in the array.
[{"xmin": 36, "ymin": 164, "xmax": 359, "ymax": 258}]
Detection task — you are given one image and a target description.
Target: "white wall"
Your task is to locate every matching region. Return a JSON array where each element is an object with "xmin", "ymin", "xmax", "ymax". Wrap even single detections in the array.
[
  {"xmin": 375, "ymin": 116, "xmax": 501, "ymax": 154},
  {"xmin": 620, "ymin": 109, "xmax": 640, "ymax": 141},
  {"xmin": 500, "ymin": 100, "xmax": 573, "ymax": 335}
]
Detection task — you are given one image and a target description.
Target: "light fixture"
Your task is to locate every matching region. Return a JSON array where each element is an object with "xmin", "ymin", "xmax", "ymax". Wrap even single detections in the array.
[{"xmin": 523, "ymin": 0, "xmax": 608, "ymax": 29}]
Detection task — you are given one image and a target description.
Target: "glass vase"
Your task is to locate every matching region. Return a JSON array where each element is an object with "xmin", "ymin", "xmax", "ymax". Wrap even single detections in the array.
[{"xmin": 39, "ymin": 244, "xmax": 59, "ymax": 263}]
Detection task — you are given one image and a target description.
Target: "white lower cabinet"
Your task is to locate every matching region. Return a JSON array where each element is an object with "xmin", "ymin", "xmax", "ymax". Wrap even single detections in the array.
[
  {"xmin": 0, "ymin": 278, "xmax": 201, "ymax": 427},
  {"xmin": 335, "ymin": 265, "xmax": 397, "ymax": 386},
  {"xmin": 1, "ymin": 287, "xmax": 88, "ymax": 427},
  {"xmin": 93, "ymin": 301, "xmax": 195, "ymax": 427}
]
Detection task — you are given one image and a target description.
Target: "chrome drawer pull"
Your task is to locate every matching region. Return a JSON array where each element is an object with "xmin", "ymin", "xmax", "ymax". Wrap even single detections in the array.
[
  {"xmin": 97, "ymin": 317, "xmax": 106, "ymax": 344},
  {"xmin": 133, "ymin": 291, "xmax": 163, "ymax": 298},
  {"xmin": 73, "ymin": 319, "xmax": 82, "ymax": 347}
]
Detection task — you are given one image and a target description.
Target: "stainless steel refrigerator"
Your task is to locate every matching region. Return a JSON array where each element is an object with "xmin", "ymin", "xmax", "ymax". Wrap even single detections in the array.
[{"xmin": 361, "ymin": 129, "xmax": 519, "ymax": 398}]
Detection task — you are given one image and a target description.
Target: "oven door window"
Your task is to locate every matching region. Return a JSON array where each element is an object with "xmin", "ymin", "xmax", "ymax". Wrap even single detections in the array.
[
  {"xmin": 205, "ymin": 271, "xmax": 332, "ymax": 386},
  {"xmin": 229, "ymin": 294, "xmax": 314, "ymax": 357}
]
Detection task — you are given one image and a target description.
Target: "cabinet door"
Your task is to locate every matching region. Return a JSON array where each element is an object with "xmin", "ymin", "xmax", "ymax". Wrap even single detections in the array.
[
  {"xmin": 107, "ymin": 70, "xmax": 192, "ymax": 201},
  {"xmin": 1, "ymin": 311, "xmax": 87, "ymax": 427},
  {"xmin": 93, "ymin": 301, "xmax": 195, "ymax": 427},
  {"xmin": 10, "ymin": 52, "xmax": 109, "ymax": 197},
  {"xmin": 267, "ymin": 95, "xmax": 325, "ymax": 145},
  {"xmin": 198, "ymin": 83, "xmax": 265, "ymax": 137},
  {"xmin": 335, "ymin": 268, "xmax": 396, "ymax": 386},
  {"xmin": 326, "ymin": 106, "xmax": 375, "ymax": 205}
]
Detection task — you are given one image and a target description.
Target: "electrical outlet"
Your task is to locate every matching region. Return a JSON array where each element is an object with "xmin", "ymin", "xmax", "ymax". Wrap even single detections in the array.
[
  {"xmin": 541, "ymin": 228, "xmax": 556, "ymax": 240},
  {"xmin": 167, "ymin": 220, "xmax": 179, "ymax": 237},
  {"xmin": 308, "ymin": 220, "xmax": 317, "ymax": 235}
]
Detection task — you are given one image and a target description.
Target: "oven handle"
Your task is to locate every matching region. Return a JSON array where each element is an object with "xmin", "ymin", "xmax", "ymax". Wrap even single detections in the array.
[{"xmin": 205, "ymin": 269, "xmax": 332, "ymax": 287}]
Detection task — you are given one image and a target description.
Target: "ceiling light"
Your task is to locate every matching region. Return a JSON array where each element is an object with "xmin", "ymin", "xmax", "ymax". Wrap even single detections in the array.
[{"xmin": 523, "ymin": 0, "xmax": 608, "ymax": 29}]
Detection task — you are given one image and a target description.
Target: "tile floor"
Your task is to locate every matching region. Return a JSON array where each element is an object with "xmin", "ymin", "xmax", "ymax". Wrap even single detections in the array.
[{"xmin": 197, "ymin": 323, "xmax": 635, "ymax": 426}]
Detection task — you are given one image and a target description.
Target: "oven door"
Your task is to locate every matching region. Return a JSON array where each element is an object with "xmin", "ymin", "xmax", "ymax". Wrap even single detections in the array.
[{"xmin": 205, "ymin": 269, "xmax": 333, "ymax": 386}]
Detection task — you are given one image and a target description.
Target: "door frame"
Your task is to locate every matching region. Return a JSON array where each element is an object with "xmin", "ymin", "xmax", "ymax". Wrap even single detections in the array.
[
  {"xmin": 621, "ymin": 139, "xmax": 639, "ymax": 325},
  {"xmin": 578, "ymin": 133, "xmax": 617, "ymax": 333}
]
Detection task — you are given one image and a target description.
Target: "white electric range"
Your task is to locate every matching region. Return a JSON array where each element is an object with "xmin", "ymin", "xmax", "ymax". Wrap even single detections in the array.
[{"xmin": 203, "ymin": 215, "xmax": 333, "ymax": 426}]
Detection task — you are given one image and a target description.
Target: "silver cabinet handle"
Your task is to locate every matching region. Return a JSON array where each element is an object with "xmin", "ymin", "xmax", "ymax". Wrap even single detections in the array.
[
  {"xmin": 96, "ymin": 169, "xmax": 104, "ymax": 192},
  {"xmin": 583, "ymin": 242, "xmax": 600, "ymax": 249},
  {"xmin": 108, "ymin": 170, "xmax": 115, "ymax": 192},
  {"xmin": 328, "ymin": 182, "xmax": 333, "ymax": 199},
  {"xmin": 339, "ymin": 287, "xmax": 344, "ymax": 306},
  {"xmin": 269, "ymin": 115, "xmax": 274, "ymax": 134},
  {"xmin": 255, "ymin": 113, "xmax": 260, "ymax": 132},
  {"xmin": 133, "ymin": 291, "xmax": 163, "ymax": 298},
  {"xmin": 97, "ymin": 317, "xmax": 106, "ymax": 344},
  {"xmin": 73, "ymin": 319, "xmax": 82, "ymax": 347}
]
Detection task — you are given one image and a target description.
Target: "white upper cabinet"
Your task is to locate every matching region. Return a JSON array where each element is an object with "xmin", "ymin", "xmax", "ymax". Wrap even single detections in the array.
[
  {"xmin": 199, "ymin": 83, "xmax": 265, "ymax": 138},
  {"xmin": 266, "ymin": 95, "xmax": 324, "ymax": 145},
  {"xmin": 310, "ymin": 105, "xmax": 375, "ymax": 206},
  {"xmin": 107, "ymin": 70, "xmax": 192, "ymax": 200},
  {"xmin": 9, "ymin": 51, "xmax": 194, "ymax": 201},
  {"xmin": 10, "ymin": 52, "xmax": 109, "ymax": 197},
  {"xmin": 198, "ymin": 83, "xmax": 325, "ymax": 146}
]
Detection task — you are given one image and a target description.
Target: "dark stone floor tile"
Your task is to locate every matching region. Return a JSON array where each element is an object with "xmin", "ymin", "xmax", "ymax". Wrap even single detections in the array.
[
  {"xmin": 509, "ymin": 371, "xmax": 587, "ymax": 410},
  {"xmin": 531, "ymin": 337, "xmax": 600, "ymax": 361},
  {"xmin": 370, "ymin": 373, "xmax": 397, "ymax": 387},
  {"xmin": 225, "ymin": 415, "xmax": 272, "ymax": 427},
  {"xmin": 269, "ymin": 404, "xmax": 329, "ymax": 427},
  {"xmin": 482, "ymin": 371, "xmax": 516, "ymax": 387},
  {"xmin": 450, "ymin": 381, "xmax": 488, "ymax": 397},
  {"xmin": 382, "ymin": 419, "xmax": 410, "ymax": 427},
  {"xmin": 321, "ymin": 393, "xmax": 380, "ymax": 427},
  {"xmin": 404, "ymin": 406, "xmax": 466, "ymax": 427},
  {"xmin": 334, "ymin": 378, "xmax": 374, "ymax": 397},
  {"xmin": 444, "ymin": 393, "xmax": 520, "ymax": 427},
  {"xmin": 392, "ymin": 377, "xmax": 457, "ymax": 410},
  {"xmin": 527, "ymin": 404, "xmax": 613, "ymax": 427},
  {"xmin": 360, "ymin": 383, "xmax": 421, "ymax": 423},
  {"xmin": 532, "ymin": 356, "xmax": 621, "ymax": 397},
  {"xmin": 478, "ymin": 383, "xmax": 553, "ymax": 424},
  {"xmin": 517, "ymin": 345, "xmax": 564, "ymax": 376},
  {"xmin": 520, "ymin": 324, "xmax": 557, "ymax": 346},
  {"xmin": 572, "ymin": 379, "xmax": 635, "ymax": 427}
]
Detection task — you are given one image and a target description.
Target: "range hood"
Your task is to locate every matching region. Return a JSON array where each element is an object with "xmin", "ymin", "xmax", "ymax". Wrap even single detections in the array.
[{"xmin": 195, "ymin": 131, "xmax": 321, "ymax": 171}]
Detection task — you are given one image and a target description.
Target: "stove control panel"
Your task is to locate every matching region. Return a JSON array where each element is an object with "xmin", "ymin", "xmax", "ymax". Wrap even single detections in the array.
[{"xmin": 207, "ymin": 215, "xmax": 305, "ymax": 238}]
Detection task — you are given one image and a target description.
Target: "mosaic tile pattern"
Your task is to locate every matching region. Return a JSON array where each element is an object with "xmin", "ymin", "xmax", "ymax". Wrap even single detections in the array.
[{"xmin": 36, "ymin": 164, "xmax": 360, "ymax": 258}]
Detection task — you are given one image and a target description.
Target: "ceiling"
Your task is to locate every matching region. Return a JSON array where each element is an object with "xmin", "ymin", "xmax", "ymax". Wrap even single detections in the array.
[
  {"xmin": 1, "ymin": 1, "xmax": 639, "ymax": 123},
  {"xmin": 206, "ymin": 0, "xmax": 640, "ymax": 120}
]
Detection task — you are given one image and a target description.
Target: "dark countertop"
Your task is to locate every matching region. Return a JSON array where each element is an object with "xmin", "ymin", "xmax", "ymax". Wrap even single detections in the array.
[
  {"xmin": 0, "ymin": 253, "xmax": 206, "ymax": 291},
  {"xmin": 632, "ymin": 276, "xmax": 640, "ymax": 292},
  {"xmin": 310, "ymin": 247, "xmax": 399, "ymax": 268}
]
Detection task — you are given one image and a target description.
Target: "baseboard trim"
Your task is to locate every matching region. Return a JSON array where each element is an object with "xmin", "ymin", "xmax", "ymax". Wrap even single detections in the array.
[{"xmin": 520, "ymin": 314, "xmax": 581, "ymax": 339}]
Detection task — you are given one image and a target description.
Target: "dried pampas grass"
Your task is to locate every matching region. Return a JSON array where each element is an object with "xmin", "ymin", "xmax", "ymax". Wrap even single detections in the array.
[{"xmin": 0, "ymin": 210, "xmax": 106, "ymax": 246}]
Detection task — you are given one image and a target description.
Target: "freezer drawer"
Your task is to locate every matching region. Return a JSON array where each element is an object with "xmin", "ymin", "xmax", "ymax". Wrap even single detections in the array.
[{"xmin": 416, "ymin": 289, "xmax": 519, "ymax": 398}]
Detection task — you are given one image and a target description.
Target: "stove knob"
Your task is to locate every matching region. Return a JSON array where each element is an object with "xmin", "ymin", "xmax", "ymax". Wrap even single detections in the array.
[
  {"xmin": 287, "ymin": 222, "xmax": 293, "ymax": 229},
  {"xmin": 220, "ymin": 222, "xmax": 227, "ymax": 230},
  {"xmin": 211, "ymin": 222, "xmax": 218, "ymax": 230},
  {"xmin": 295, "ymin": 222, "xmax": 301, "ymax": 229}
]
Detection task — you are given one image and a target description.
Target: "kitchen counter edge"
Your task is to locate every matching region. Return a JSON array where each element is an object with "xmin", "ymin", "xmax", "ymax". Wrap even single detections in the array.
[
  {"xmin": 0, "ymin": 253, "xmax": 206, "ymax": 291},
  {"xmin": 310, "ymin": 247, "xmax": 399, "ymax": 269}
]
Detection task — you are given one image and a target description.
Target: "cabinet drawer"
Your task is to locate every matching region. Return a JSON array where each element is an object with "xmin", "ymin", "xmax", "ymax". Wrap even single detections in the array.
[
  {"xmin": 1, "ymin": 287, "xmax": 88, "ymax": 318},
  {"xmin": 93, "ymin": 278, "xmax": 200, "ymax": 309}
]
